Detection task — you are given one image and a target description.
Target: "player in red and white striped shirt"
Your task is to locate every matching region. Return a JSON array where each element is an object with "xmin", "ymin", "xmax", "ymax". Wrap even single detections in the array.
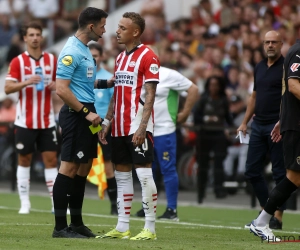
[
  {"xmin": 98, "ymin": 12, "xmax": 159, "ymax": 241},
  {"xmin": 5, "ymin": 22, "xmax": 58, "ymax": 214}
]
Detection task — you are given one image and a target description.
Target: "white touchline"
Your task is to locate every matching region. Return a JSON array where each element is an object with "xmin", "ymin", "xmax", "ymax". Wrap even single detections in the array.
[{"xmin": 0, "ymin": 206, "xmax": 299, "ymax": 235}]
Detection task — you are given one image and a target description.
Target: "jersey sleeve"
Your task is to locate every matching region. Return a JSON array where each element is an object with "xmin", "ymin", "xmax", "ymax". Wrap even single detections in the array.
[
  {"xmin": 56, "ymin": 48, "xmax": 80, "ymax": 80},
  {"xmin": 142, "ymin": 51, "xmax": 160, "ymax": 84},
  {"xmin": 6, "ymin": 57, "xmax": 20, "ymax": 82},
  {"xmin": 52, "ymin": 56, "xmax": 57, "ymax": 81},
  {"xmin": 287, "ymin": 52, "xmax": 300, "ymax": 79},
  {"xmin": 167, "ymin": 69, "xmax": 193, "ymax": 92}
]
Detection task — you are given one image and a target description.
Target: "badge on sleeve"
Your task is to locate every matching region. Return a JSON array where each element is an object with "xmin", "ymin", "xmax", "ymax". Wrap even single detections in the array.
[
  {"xmin": 290, "ymin": 63, "xmax": 300, "ymax": 72},
  {"xmin": 149, "ymin": 64, "xmax": 159, "ymax": 74},
  {"xmin": 62, "ymin": 56, "xmax": 73, "ymax": 66}
]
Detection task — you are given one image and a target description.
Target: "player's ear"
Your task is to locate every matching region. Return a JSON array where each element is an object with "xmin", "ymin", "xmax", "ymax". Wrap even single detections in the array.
[{"xmin": 133, "ymin": 28, "xmax": 140, "ymax": 37}]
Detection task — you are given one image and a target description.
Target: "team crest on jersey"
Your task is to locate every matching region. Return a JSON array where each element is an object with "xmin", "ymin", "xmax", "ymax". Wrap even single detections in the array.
[
  {"xmin": 129, "ymin": 61, "xmax": 136, "ymax": 67},
  {"xmin": 44, "ymin": 65, "xmax": 51, "ymax": 71},
  {"xmin": 297, "ymin": 156, "xmax": 300, "ymax": 165},
  {"xmin": 62, "ymin": 55, "xmax": 73, "ymax": 66},
  {"xmin": 149, "ymin": 64, "xmax": 159, "ymax": 74},
  {"xmin": 290, "ymin": 63, "xmax": 300, "ymax": 72}
]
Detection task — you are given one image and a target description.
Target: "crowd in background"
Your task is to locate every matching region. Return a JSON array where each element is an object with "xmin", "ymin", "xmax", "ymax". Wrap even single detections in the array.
[{"xmin": 1, "ymin": 0, "xmax": 300, "ymax": 193}]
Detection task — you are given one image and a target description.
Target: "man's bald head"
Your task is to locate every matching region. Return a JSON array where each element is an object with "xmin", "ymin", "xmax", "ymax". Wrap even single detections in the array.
[{"xmin": 263, "ymin": 30, "xmax": 283, "ymax": 60}]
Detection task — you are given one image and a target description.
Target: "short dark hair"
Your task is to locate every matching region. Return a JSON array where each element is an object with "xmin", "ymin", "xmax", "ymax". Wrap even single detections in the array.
[
  {"xmin": 78, "ymin": 7, "xmax": 108, "ymax": 29},
  {"xmin": 123, "ymin": 12, "xmax": 145, "ymax": 34},
  {"xmin": 22, "ymin": 21, "xmax": 43, "ymax": 36},
  {"xmin": 88, "ymin": 43, "xmax": 103, "ymax": 56}
]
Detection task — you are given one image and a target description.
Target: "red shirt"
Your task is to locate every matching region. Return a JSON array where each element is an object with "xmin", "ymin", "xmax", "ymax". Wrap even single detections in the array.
[
  {"xmin": 6, "ymin": 51, "xmax": 57, "ymax": 129},
  {"xmin": 112, "ymin": 45, "xmax": 160, "ymax": 137}
]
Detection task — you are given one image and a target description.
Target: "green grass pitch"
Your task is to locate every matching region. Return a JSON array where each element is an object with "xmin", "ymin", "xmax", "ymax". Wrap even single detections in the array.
[{"xmin": 0, "ymin": 192, "xmax": 300, "ymax": 250}]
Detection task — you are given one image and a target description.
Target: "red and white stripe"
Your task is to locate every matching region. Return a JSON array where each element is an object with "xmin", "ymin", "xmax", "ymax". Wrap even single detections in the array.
[
  {"xmin": 6, "ymin": 51, "xmax": 56, "ymax": 129},
  {"xmin": 153, "ymin": 193, "xmax": 157, "ymax": 213},
  {"xmin": 123, "ymin": 193, "xmax": 133, "ymax": 215},
  {"xmin": 112, "ymin": 45, "xmax": 160, "ymax": 137}
]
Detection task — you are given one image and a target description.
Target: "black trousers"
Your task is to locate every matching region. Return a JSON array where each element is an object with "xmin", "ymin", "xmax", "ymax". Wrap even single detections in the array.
[{"xmin": 196, "ymin": 130, "xmax": 228, "ymax": 198}]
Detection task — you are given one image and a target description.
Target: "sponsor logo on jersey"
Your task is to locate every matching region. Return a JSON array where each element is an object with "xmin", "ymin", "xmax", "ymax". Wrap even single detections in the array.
[
  {"xmin": 62, "ymin": 55, "xmax": 73, "ymax": 66},
  {"xmin": 149, "ymin": 64, "xmax": 159, "ymax": 74},
  {"xmin": 115, "ymin": 71, "xmax": 134, "ymax": 85},
  {"xmin": 290, "ymin": 63, "xmax": 300, "ymax": 72}
]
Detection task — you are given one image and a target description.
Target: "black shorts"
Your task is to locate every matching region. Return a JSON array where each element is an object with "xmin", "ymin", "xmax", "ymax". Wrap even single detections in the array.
[
  {"xmin": 59, "ymin": 103, "xmax": 98, "ymax": 163},
  {"xmin": 99, "ymin": 128, "xmax": 112, "ymax": 161},
  {"xmin": 15, "ymin": 126, "xmax": 58, "ymax": 154},
  {"xmin": 111, "ymin": 132, "xmax": 154, "ymax": 165},
  {"xmin": 282, "ymin": 130, "xmax": 300, "ymax": 171}
]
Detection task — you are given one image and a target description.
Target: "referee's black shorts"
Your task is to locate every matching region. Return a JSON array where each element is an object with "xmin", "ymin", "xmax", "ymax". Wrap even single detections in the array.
[
  {"xmin": 59, "ymin": 103, "xmax": 98, "ymax": 163},
  {"xmin": 282, "ymin": 130, "xmax": 300, "ymax": 171}
]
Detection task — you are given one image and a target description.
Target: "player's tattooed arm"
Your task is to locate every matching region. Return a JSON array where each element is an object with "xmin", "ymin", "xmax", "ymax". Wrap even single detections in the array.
[
  {"xmin": 132, "ymin": 82, "xmax": 157, "ymax": 146},
  {"xmin": 140, "ymin": 82, "xmax": 157, "ymax": 128},
  {"xmin": 105, "ymin": 96, "xmax": 115, "ymax": 121}
]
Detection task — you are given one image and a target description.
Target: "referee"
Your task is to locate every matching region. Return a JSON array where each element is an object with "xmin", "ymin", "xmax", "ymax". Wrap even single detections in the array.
[{"xmin": 52, "ymin": 7, "xmax": 113, "ymax": 238}]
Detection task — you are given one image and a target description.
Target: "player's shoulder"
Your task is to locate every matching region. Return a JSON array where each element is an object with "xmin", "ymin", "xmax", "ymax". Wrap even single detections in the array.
[{"xmin": 9, "ymin": 52, "xmax": 25, "ymax": 66}]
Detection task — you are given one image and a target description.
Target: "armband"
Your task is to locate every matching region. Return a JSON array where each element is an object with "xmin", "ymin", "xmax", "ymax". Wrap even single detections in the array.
[
  {"xmin": 97, "ymin": 79, "xmax": 108, "ymax": 89},
  {"xmin": 102, "ymin": 118, "xmax": 110, "ymax": 127},
  {"xmin": 79, "ymin": 106, "xmax": 90, "ymax": 118}
]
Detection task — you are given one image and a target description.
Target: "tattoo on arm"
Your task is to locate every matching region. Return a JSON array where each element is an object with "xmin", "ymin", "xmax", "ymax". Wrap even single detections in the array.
[
  {"xmin": 140, "ymin": 82, "xmax": 157, "ymax": 128},
  {"xmin": 105, "ymin": 96, "xmax": 115, "ymax": 121}
]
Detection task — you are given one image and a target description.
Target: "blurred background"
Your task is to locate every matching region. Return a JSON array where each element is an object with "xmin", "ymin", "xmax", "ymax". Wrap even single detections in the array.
[{"xmin": 0, "ymin": 0, "xmax": 299, "ymax": 208}]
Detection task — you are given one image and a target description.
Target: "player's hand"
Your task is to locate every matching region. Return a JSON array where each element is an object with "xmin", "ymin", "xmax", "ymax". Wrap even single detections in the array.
[
  {"xmin": 98, "ymin": 124, "xmax": 109, "ymax": 145},
  {"xmin": 27, "ymin": 75, "xmax": 42, "ymax": 85},
  {"xmin": 271, "ymin": 121, "xmax": 281, "ymax": 143},
  {"xmin": 107, "ymin": 77, "xmax": 116, "ymax": 88},
  {"xmin": 85, "ymin": 112, "xmax": 101, "ymax": 127},
  {"xmin": 177, "ymin": 112, "xmax": 189, "ymax": 124},
  {"xmin": 132, "ymin": 126, "xmax": 146, "ymax": 146},
  {"xmin": 47, "ymin": 81, "xmax": 56, "ymax": 91},
  {"xmin": 237, "ymin": 123, "xmax": 247, "ymax": 136}
]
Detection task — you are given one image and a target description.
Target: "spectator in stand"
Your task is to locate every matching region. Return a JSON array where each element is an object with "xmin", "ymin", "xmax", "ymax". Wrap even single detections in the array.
[
  {"xmin": 0, "ymin": 13, "xmax": 18, "ymax": 68},
  {"xmin": 140, "ymin": 0, "xmax": 165, "ymax": 45},
  {"xmin": 26, "ymin": 0, "xmax": 59, "ymax": 47},
  {"xmin": 56, "ymin": 0, "xmax": 88, "ymax": 36},
  {"xmin": 215, "ymin": 0, "xmax": 237, "ymax": 29}
]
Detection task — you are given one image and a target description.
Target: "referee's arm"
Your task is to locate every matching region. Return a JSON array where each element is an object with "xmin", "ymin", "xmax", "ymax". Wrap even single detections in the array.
[{"xmin": 56, "ymin": 78, "xmax": 101, "ymax": 126}]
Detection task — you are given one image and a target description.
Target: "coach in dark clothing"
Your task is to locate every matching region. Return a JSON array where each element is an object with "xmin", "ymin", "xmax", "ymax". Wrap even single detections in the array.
[{"xmin": 237, "ymin": 30, "xmax": 285, "ymax": 229}]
